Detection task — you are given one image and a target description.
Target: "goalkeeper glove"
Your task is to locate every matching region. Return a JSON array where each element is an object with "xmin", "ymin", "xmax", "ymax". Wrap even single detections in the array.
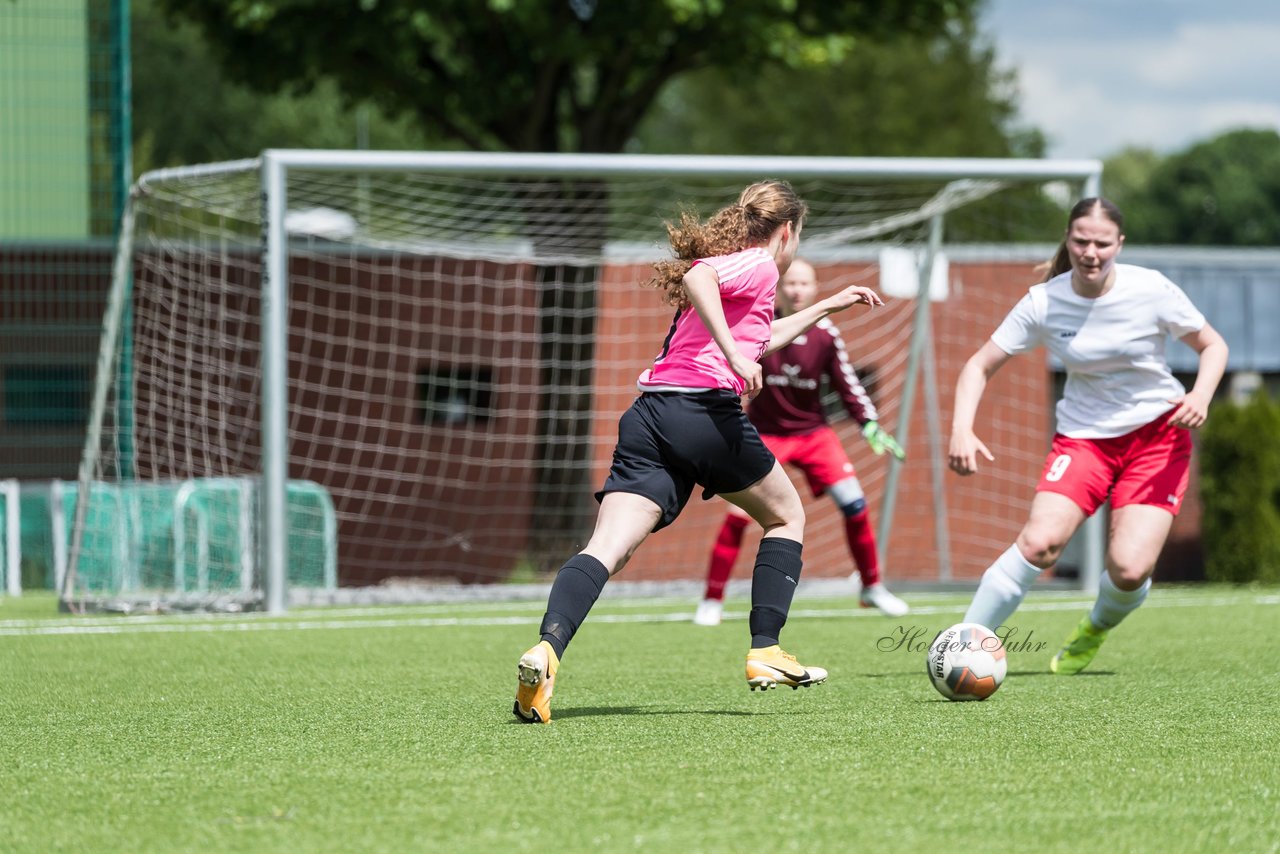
[{"xmin": 863, "ymin": 421, "xmax": 905, "ymax": 460}]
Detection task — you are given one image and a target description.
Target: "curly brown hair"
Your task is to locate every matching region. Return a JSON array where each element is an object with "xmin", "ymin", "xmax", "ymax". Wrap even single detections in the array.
[{"xmin": 646, "ymin": 180, "xmax": 808, "ymax": 309}]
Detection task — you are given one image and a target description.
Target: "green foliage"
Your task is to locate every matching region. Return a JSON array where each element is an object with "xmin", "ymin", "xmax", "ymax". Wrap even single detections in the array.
[
  {"xmin": 1098, "ymin": 145, "xmax": 1161, "ymax": 222},
  {"xmin": 132, "ymin": 0, "xmax": 442, "ymax": 172},
  {"xmin": 627, "ymin": 16, "xmax": 1065, "ymax": 242},
  {"xmin": 634, "ymin": 18, "xmax": 1042, "ymax": 160},
  {"xmin": 1199, "ymin": 391, "xmax": 1280, "ymax": 583},
  {"xmin": 1108, "ymin": 128, "xmax": 1280, "ymax": 245},
  {"xmin": 155, "ymin": 0, "xmax": 981, "ymax": 153}
]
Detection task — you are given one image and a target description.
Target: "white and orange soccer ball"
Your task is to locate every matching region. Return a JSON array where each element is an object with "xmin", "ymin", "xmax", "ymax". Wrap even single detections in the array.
[{"xmin": 926, "ymin": 622, "xmax": 1007, "ymax": 701}]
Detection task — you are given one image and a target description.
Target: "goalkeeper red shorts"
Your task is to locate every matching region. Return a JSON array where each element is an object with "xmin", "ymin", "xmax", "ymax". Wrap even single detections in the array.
[
  {"xmin": 759, "ymin": 425, "xmax": 856, "ymax": 498},
  {"xmin": 1035, "ymin": 412, "xmax": 1192, "ymax": 516}
]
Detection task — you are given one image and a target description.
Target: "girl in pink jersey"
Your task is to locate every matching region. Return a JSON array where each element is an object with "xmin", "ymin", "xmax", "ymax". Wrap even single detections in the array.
[
  {"xmin": 695, "ymin": 259, "xmax": 910, "ymax": 627},
  {"xmin": 949, "ymin": 197, "xmax": 1228, "ymax": 674},
  {"xmin": 515, "ymin": 180, "xmax": 883, "ymax": 722}
]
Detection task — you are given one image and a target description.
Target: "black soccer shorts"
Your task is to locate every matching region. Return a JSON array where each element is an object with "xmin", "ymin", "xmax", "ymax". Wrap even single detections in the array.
[{"xmin": 595, "ymin": 390, "xmax": 776, "ymax": 531}]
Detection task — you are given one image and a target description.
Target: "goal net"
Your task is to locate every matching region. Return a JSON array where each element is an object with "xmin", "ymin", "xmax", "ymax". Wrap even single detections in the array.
[{"xmin": 66, "ymin": 151, "xmax": 1099, "ymax": 611}]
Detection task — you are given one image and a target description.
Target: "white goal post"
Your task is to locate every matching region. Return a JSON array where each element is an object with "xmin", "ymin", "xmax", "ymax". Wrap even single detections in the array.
[{"xmin": 69, "ymin": 151, "xmax": 1102, "ymax": 613}]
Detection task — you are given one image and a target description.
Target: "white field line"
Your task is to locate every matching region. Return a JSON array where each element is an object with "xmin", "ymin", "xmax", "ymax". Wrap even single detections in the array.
[
  {"xmin": 0, "ymin": 589, "xmax": 1065, "ymax": 630},
  {"xmin": 0, "ymin": 592, "xmax": 1272, "ymax": 638},
  {"xmin": 1, "ymin": 585, "xmax": 1241, "ymax": 627}
]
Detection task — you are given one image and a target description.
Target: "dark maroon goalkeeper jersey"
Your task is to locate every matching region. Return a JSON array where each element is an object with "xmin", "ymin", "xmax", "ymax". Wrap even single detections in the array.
[{"xmin": 747, "ymin": 317, "xmax": 878, "ymax": 436}]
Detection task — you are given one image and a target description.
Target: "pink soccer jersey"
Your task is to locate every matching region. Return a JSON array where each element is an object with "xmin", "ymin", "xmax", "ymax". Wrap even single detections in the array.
[{"xmin": 638, "ymin": 247, "xmax": 778, "ymax": 395}]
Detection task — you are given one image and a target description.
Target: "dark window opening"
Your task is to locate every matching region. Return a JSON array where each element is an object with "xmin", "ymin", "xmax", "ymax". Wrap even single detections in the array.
[
  {"xmin": 417, "ymin": 366, "xmax": 494, "ymax": 426},
  {"xmin": 4, "ymin": 365, "xmax": 91, "ymax": 426}
]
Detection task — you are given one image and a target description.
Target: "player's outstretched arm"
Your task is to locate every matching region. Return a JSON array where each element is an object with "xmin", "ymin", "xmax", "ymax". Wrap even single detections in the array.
[
  {"xmin": 948, "ymin": 340, "xmax": 1010, "ymax": 476},
  {"xmin": 765, "ymin": 285, "xmax": 882, "ymax": 356}
]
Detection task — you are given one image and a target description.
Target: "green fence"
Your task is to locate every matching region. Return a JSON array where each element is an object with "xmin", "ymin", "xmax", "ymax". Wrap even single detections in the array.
[
  {"xmin": 1, "ymin": 0, "xmax": 129, "ymax": 240},
  {"xmin": 52, "ymin": 478, "xmax": 338, "ymax": 595},
  {"xmin": 1, "ymin": 0, "xmax": 130, "ymax": 534}
]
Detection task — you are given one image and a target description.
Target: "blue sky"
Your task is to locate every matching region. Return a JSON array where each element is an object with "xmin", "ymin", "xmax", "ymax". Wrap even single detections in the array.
[{"xmin": 981, "ymin": 0, "xmax": 1280, "ymax": 159}]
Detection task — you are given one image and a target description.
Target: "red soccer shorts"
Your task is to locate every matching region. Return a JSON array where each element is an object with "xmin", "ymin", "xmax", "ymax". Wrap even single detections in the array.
[
  {"xmin": 760, "ymin": 425, "xmax": 856, "ymax": 497},
  {"xmin": 1036, "ymin": 413, "xmax": 1193, "ymax": 516}
]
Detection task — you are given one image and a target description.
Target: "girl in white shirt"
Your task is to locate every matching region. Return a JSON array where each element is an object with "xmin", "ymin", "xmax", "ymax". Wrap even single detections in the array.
[{"xmin": 949, "ymin": 197, "xmax": 1228, "ymax": 674}]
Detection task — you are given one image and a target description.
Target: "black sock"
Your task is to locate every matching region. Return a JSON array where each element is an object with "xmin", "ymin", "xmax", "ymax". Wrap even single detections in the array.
[
  {"xmin": 539, "ymin": 554, "xmax": 610, "ymax": 659},
  {"xmin": 749, "ymin": 537, "xmax": 803, "ymax": 648}
]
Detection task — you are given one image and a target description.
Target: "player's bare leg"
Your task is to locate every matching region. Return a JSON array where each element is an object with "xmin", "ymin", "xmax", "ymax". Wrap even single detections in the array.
[
  {"xmin": 1052, "ymin": 504, "xmax": 1171, "ymax": 674},
  {"xmin": 965, "ymin": 492, "xmax": 1083, "ymax": 630},
  {"xmin": 515, "ymin": 493, "xmax": 660, "ymax": 722}
]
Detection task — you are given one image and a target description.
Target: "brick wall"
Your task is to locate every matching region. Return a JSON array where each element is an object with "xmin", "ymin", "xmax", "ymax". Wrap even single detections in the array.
[{"xmin": 589, "ymin": 259, "xmax": 1057, "ymax": 583}]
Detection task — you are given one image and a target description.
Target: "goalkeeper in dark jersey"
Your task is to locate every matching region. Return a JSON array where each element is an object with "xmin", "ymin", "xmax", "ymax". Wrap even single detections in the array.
[{"xmin": 695, "ymin": 259, "xmax": 909, "ymax": 624}]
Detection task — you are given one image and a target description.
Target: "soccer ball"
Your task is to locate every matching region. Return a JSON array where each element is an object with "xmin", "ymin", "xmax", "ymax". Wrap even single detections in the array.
[{"xmin": 926, "ymin": 622, "xmax": 1007, "ymax": 701}]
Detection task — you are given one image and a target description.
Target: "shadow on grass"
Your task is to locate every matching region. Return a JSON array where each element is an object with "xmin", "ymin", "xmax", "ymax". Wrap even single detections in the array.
[
  {"xmin": 858, "ymin": 669, "xmax": 1116, "ymax": 680},
  {"xmin": 1007, "ymin": 669, "xmax": 1116, "ymax": 678},
  {"xmin": 516, "ymin": 705, "xmax": 807, "ymax": 722}
]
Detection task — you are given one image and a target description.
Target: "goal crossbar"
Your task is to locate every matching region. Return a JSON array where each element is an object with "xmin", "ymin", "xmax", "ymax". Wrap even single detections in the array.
[{"xmin": 265, "ymin": 149, "xmax": 1103, "ymax": 183}]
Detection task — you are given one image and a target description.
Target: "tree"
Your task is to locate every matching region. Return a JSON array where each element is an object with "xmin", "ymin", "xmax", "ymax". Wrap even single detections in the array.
[
  {"xmin": 630, "ymin": 14, "xmax": 1061, "ymax": 242},
  {"xmin": 132, "ymin": 0, "xmax": 438, "ymax": 174},
  {"xmin": 157, "ymin": 0, "xmax": 981, "ymax": 154},
  {"xmin": 1199, "ymin": 391, "xmax": 1280, "ymax": 583},
  {"xmin": 1111, "ymin": 129, "xmax": 1280, "ymax": 245},
  {"xmin": 1097, "ymin": 146, "xmax": 1161, "ymax": 231},
  {"xmin": 634, "ymin": 16, "xmax": 1042, "ymax": 160}
]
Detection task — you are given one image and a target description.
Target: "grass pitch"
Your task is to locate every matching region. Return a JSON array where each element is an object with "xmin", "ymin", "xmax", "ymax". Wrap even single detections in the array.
[{"xmin": 2, "ymin": 585, "xmax": 1277, "ymax": 852}]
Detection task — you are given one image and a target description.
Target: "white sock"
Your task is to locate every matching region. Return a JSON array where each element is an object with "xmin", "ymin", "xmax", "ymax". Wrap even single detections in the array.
[
  {"xmin": 963, "ymin": 544, "xmax": 1042, "ymax": 630},
  {"xmin": 1089, "ymin": 573, "xmax": 1151, "ymax": 630}
]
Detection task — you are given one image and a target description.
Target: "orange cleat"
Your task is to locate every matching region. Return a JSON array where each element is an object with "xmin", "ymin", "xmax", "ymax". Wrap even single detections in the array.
[
  {"xmin": 745, "ymin": 645, "xmax": 828, "ymax": 691},
  {"xmin": 514, "ymin": 640, "xmax": 560, "ymax": 723}
]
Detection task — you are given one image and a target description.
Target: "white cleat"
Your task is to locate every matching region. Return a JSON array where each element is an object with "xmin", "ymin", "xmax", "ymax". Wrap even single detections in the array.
[
  {"xmin": 693, "ymin": 598, "xmax": 723, "ymax": 626},
  {"xmin": 860, "ymin": 582, "xmax": 910, "ymax": 617}
]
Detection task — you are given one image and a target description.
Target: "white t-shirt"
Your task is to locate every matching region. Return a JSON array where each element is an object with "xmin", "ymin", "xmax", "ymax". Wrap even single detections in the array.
[{"xmin": 990, "ymin": 264, "xmax": 1205, "ymax": 438}]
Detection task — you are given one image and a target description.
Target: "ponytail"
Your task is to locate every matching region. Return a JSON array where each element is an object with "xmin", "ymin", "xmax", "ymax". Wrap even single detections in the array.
[
  {"xmin": 1040, "ymin": 243, "xmax": 1072, "ymax": 282},
  {"xmin": 646, "ymin": 181, "xmax": 807, "ymax": 309}
]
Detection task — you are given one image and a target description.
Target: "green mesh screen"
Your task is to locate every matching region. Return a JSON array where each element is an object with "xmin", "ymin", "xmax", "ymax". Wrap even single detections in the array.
[{"xmin": 1, "ymin": 0, "xmax": 129, "ymax": 587}]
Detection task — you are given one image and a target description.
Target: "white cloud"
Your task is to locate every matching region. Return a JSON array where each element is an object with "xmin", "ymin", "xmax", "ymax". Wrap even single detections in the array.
[
  {"xmin": 1130, "ymin": 22, "xmax": 1280, "ymax": 96},
  {"xmin": 1016, "ymin": 63, "xmax": 1280, "ymax": 157},
  {"xmin": 983, "ymin": 2, "xmax": 1280, "ymax": 157}
]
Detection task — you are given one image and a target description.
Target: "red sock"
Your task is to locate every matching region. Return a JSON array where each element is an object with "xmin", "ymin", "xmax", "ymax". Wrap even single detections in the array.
[
  {"xmin": 844, "ymin": 509, "xmax": 880, "ymax": 586},
  {"xmin": 705, "ymin": 515, "xmax": 749, "ymax": 600}
]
